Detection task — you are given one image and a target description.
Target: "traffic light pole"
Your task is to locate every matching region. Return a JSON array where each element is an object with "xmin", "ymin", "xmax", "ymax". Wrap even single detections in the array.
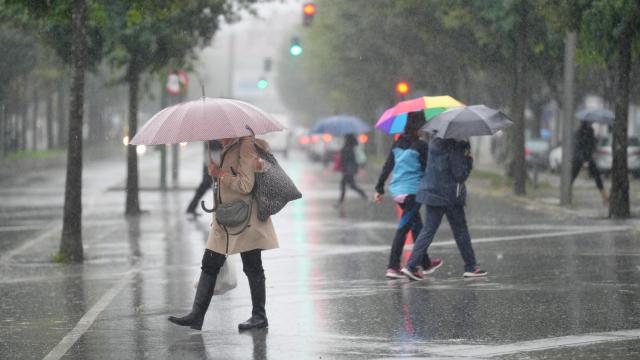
[{"xmin": 159, "ymin": 79, "xmax": 167, "ymax": 189}]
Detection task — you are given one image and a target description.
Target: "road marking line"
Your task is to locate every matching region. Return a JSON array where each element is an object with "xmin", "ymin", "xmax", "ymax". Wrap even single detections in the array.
[
  {"xmin": 0, "ymin": 223, "xmax": 61, "ymax": 263},
  {"xmin": 41, "ymin": 269, "xmax": 136, "ymax": 360},
  {"xmin": 430, "ymin": 226, "xmax": 628, "ymax": 248},
  {"xmin": 424, "ymin": 328, "xmax": 640, "ymax": 358}
]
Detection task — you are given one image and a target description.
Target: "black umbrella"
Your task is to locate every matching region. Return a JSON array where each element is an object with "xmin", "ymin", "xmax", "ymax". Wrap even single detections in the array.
[
  {"xmin": 422, "ymin": 105, "xmax": 513, "ymax": 140},
  {"xmin": 576, "ymin": 108, "xmax": 614, "ymax": 125}
]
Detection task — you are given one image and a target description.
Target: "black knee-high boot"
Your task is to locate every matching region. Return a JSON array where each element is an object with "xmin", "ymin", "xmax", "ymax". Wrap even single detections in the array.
[
  {"xmin": 238, "ymin": 275, "xmax": 268, "ymax": 331},
  {"xmin": 168, "ymin": 250, "xmax": 224, "ymax": 330}
]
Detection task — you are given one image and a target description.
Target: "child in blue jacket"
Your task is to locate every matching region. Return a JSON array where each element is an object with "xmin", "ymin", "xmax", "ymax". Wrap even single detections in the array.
[{"xmin": 375, "ymin": 112, "xmax": 443, "ymax": 279}]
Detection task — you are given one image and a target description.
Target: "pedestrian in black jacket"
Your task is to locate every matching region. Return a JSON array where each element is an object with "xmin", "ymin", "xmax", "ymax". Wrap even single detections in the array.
[
  {"xmin": 336, "ymin": 134, "xmax": 367, "ymax": 207},
  {"xmin": 401, "ymin": 138, "xmax": 487, "ymax": 280},
  {"xmin": 571, "ymin": 122, "xmax": 608, "ymax": 204}
]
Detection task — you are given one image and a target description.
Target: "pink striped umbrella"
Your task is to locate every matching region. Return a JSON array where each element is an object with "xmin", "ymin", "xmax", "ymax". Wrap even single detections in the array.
[{"xmin": 130, "ymin": 97, "xmax": 285, "ymax": 145}]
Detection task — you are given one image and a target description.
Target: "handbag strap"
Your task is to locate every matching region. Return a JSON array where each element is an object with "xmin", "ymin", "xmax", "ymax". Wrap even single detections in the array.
[{"xmin": 216, "ymin": 140, "xmax": 254, "ymax": 236}]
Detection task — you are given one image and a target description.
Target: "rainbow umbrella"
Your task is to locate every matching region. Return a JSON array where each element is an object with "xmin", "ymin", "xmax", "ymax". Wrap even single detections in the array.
[{"xmin": 375, "ymin": 95, "xmax": 464, "ymax": 134}]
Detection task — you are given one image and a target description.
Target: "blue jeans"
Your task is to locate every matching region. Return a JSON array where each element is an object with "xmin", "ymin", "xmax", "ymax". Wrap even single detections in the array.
[{"xmin": 406, "ymin": 205, "xmax": 477, "ymax": 272}]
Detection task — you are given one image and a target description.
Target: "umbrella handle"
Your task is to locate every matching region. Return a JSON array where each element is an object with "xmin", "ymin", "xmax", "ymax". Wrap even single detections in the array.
[
  {"xmin": 200, "ymin": 200, "xmax": 214, "ymax": 213},
  {"xmin": 245, "ymin": 125, "xmax": 256, "ymax": 139},
  {"xmin": 200, "ymin": 177, "xmax": 217, "ymax": 213}
]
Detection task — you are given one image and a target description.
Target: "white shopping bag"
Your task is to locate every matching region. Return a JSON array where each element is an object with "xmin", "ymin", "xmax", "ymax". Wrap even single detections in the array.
[{"xmin": 192, "ymin": 255, "xmax": 238, "ymax": 296}]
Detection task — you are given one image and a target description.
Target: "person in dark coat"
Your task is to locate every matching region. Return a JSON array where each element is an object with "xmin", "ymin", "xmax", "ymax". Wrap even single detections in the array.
[
  {"xmin": 336, "ymin": 134, "xmax": 367, "ymax": 206},
  {"xmin": 374, "ymin": 112, "xmax": 442, "ymax": 279},
  {"xmin": 571, "ymin": 121, "xmax": 608, "ymax": 204},
  {"xmin": 186, "ymin": 140, "xmax": 223, "ymax": 216},
  {"xmin": 401, "ymin": 137, "xmax": 487, "ymax": 280}
]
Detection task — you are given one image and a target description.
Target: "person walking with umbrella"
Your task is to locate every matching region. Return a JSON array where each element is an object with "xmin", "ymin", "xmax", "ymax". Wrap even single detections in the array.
[
  {"xmin": 401, "ymin": 105, "xmax": 512, "ymax": 279},
  {"xmin": 310, "ymin": 115, "xmax": 371, "ymax": 209},
  {"xmin": 571, "ymin": 119, "xmax": 608, "ymax": 204},
  {"xmin": 336, "ymin": 133, "xmax": 368, "ymax": 207},
  {"xmin": 374, "ymin": 112, "xmax": 443, "ymax": 279},
  {"xmin": 130, "ymin": 97, "xmax": 287, "ymax": 331}
]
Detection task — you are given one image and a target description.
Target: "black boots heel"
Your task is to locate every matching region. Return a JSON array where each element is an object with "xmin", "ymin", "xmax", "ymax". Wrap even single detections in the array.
[
  {"xmin": 238, "ymin": 276, "xmax": 268, "ymax": 331},
  {"xmin": 168, "ymin": 271, "xmax": 217, "ymax": 330}
]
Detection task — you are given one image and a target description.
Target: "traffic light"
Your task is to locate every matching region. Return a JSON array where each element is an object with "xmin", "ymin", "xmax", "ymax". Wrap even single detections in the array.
[
  {"xmin": 290, "ymin": 36, "xmax": 302, "ymax": 56},
  {"xmin": 257, "ymin": 77, "xmax": 268, "ymax": 90},
  {"xmin": 303, "ymin": 3, "xmax": 317, "ymax": 26},
  {"xmin": 396, "ymin": 81, "xmax": 410, "ymax": 95}
]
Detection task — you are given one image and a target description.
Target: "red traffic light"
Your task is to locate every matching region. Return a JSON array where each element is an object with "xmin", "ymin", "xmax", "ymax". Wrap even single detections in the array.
[
  {"xmin": 396, "ymin": 81, "xmax": 410, "ymax": 95},
  {"xmin": 303, "ymin": 3, "xmax": 317, "ymax": 16}
]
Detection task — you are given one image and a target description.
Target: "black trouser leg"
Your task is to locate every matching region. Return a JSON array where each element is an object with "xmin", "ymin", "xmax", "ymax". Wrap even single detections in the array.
[
  {"xmin": 168, "ymin": 249, "xmax": 226, "ymax": 330},
  {"xmin": 388, "ymin": 196, "xmax": 423, "ymax": 270},
  {"xmin": 238, "ymin": 249, "xmax": 268, "ymax": 331},
  {"xmin": 587, "ymin": 158, "xmax": 604, "ymax": 190},
  {"xmin": 338, "ymin": 176, "xmax": 347, "ymax": 203},
  {"xmin": 345, "ymin": 173, "xmax": 366, "ymax": 199},
  {"xmin": 187, "ymin": 166, "xmax": 213, "ymax": 213},
  {"xmin": 571, "ymin": 158, "xmax": 583, "ymax": 184}
]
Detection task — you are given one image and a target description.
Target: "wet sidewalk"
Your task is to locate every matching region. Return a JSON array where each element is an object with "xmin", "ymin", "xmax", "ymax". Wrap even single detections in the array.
[{"xmin": 1, "ymin": 148, "xmax": 640, "ymax": 359}]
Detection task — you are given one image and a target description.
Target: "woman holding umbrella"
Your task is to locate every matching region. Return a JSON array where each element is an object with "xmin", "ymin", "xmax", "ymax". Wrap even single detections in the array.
[
  {"xmin": 168, "ymin": 136, "xmax": 279, "ymax": 331},
  {"xmin": 571, "ymin": 118, "xmax": 608, "ymax": 204},
  {"xmin": 130, "ymin": 97, "xmax": 287, "ymax": 331}
]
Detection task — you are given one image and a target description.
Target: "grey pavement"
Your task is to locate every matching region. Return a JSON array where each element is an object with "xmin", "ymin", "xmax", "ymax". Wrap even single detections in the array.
[{"xmin": 1, "ymin": 146, "xmax": 640, "ymax": 359}]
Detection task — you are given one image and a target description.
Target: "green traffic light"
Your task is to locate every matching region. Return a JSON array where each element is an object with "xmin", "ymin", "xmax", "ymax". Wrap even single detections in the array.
[
  {"xmin": 257, "ymin": 79, "xmax": 269, "ymax": 89},
  {"xmin": 290, "ymin": 44, "xmax": 303, "ymax": 56}
]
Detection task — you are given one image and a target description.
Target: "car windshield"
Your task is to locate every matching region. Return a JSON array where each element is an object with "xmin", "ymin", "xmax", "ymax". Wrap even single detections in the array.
[{"xmin": 525, "ymin": 140, "xmax": 549, "ymax": 152}]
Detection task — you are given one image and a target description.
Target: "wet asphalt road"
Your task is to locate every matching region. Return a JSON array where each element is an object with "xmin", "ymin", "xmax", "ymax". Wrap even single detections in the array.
[{"xmin": 1, "ymin": 146, "xmax": 640, "ymax": 359}]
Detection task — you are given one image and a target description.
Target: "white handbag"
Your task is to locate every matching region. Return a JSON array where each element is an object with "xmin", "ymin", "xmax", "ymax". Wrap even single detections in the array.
[{"xmin": 192, "ymin": 255, "xmax": 238, "ymax": 296}]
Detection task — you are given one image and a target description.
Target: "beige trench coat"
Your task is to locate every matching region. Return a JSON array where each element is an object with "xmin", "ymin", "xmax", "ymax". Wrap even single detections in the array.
[{"xmin": 206, "ymin": 137, "xmax": 279, "ymax": 255}]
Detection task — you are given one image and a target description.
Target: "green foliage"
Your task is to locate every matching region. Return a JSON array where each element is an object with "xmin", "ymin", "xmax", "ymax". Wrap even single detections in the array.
[{"xmin": 0, "ymin": 25, "xmax": 37, "ymax": 101}]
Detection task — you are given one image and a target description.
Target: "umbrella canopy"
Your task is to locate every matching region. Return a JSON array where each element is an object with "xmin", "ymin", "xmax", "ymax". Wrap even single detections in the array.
[
  {"xmin": 130, "ymin": 97, "xmax": 285, "ymax": 145},
  {"xmin": 576, "ymin": 108, "xmax": 614, "ymax": 125},
  {"xmin": 310, "ymin": 115, "xmax": 370, "ymax": 135},
  {"xmin": 423, "ymin": 105, "xmax": 513, "ymax": 140},
  {"xmin": 375, "ymin": 95, "xmax": 464, "ymax": 134}
]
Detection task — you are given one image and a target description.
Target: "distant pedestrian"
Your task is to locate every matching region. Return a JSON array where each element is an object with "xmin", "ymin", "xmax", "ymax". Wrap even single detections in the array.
[
  {"xmin": 401, "ymin": 138, "xmax": 487, "ymax": 280},
  {"xmin": 169, "ymin": 136, "xmax": 278, "ymax": 331},
  {"xmin": 335, "ymin": 134, "xmax": 367, "ymax": 207},
  {"xmin": 374, "ymin": 112, "xmax": 443, "ymax": 279},
  {"xmin": 186, "ymin": 140, "xmax": 223, "ymax": 217},
  {"xmin": 571, "ymin": 121, "xmax": 608, "ymax": 204}
]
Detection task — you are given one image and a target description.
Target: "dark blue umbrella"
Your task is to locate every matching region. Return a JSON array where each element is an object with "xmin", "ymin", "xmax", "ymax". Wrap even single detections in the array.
[{"xmin": 311, "ymin": 115, "xmax": 370, "ymax": 135}]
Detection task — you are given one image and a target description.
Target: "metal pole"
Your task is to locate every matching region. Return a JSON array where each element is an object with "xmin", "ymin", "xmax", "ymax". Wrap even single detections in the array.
[
  {"xmin": 227, "ymin": 32, "xmax": 235, "ymax": 98},
  {"xmin": 560, "ymin": 31, "xmax": 577, "ymax": 206},
  {"xmin": 159, "ymin": 79, "xmax": 167, "ymax": 189}
]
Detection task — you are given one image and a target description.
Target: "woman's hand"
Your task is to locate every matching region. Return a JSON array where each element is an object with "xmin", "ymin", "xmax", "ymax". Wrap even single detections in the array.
[
  {"xmin": 255, "ymin": 156, "xmax": 265, "ymax": 172},
  {"xmin": 208, "ymin": 161, "xmax": 222, "ymax": 177},
  {"xmin": 374, "ymin": 192, "xmax": 383, "ymax": 205}
]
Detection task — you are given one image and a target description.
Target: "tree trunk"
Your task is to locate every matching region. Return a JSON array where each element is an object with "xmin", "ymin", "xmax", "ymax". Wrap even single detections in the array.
[
  {"xmin": 511, "ymin": 0, "xmax": 529, "ymax": 196},
  {"xmin": 46, "ymin": 90, "xmax": 54, "ymax": 150},
  {"xmin": 57, "ymin": 77, "xmax": 67, "ymax": 148},
  {"xmin": 609, "ymin": 25, "xmax": 632, "ymax": 218},
  {"xmin": 32, "ymin": 87, "xmax": 39, "ymax": 151},
  {"xmin": 20, "ymin": 79, "xmax": 28, "ymax": 151},
  {"xmin": 125, "ymin": 62, "xmax": 141, "ymax": 215},
  {"xmin": 60, "ymin": 0, "xmax": 87, "ymax": 262}
]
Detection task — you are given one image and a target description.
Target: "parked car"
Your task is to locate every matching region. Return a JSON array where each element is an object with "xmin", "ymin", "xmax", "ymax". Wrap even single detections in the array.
[
  {"xmin": 525, "ymin": 139, "xmax": 550, "ymax": 170},
  {"xmin": 547, "ymin": 136, "xmax": 640, "ymax": 177},
  {"xmin": 594, "ymin": 136, "xmax": 640, "ymax": 177}
]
